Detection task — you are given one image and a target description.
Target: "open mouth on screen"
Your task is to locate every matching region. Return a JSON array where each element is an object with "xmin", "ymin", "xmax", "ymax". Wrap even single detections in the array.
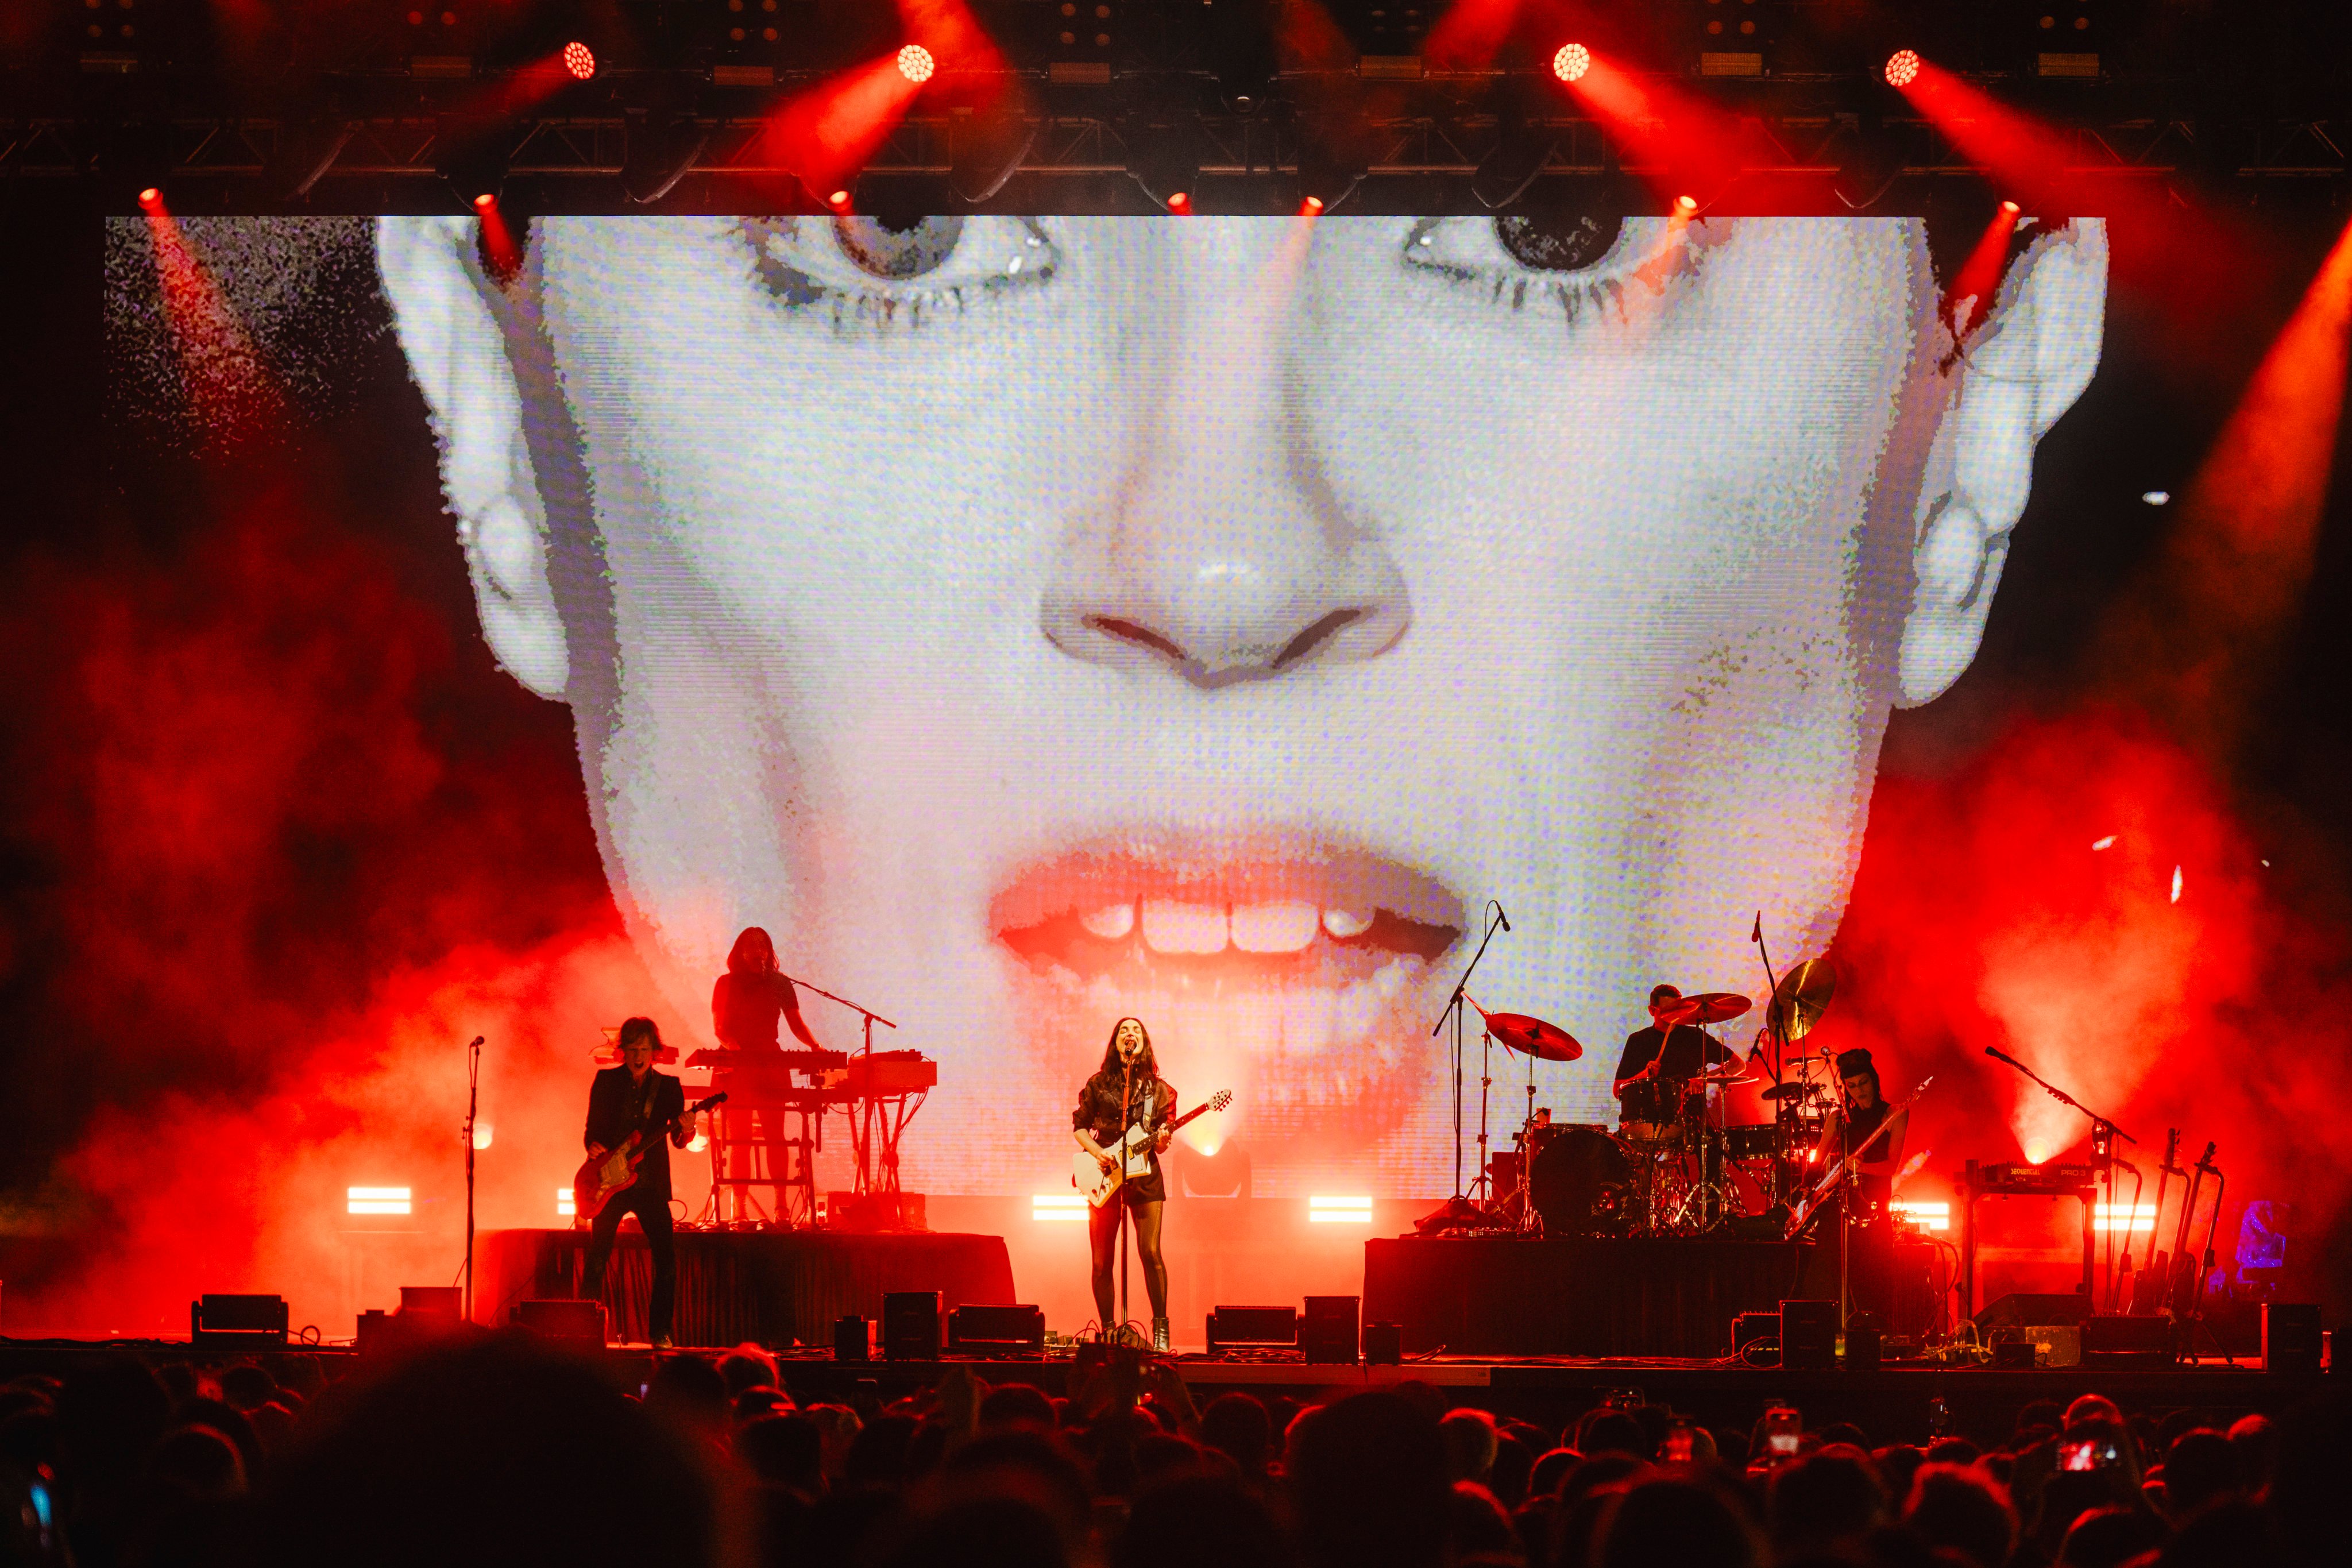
[{"xmin": 990, "ymin": 833, "xmax": 1465, "ymax": 986}]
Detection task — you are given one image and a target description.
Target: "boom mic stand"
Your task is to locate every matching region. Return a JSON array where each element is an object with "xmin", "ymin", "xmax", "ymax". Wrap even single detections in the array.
[
  {"xmin": 1983, "ymin": 1046, "xmax": 2139, "ymax": 1311},
  {"xmin": 776, "ymin": 971, "xmax": 898, "ymax": 1210},
  {"xmin": 1420, "ymin": 902, "xmax": 1509, "ymax": 1234}
]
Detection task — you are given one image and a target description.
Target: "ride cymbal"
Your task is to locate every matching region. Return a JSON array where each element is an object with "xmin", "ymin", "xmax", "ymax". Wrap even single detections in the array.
[
  {"xmin": 1479, "ymin": 1010, "xmax": 1584, "ymax": 1061},
  {"xmin": 1769, "ymin": 958, "xmax": 1838, "ymax": 1041}
]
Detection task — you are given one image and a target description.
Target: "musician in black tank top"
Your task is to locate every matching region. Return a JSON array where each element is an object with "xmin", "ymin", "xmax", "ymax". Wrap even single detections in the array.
[{"xmin": 1072, "ymin": 1017, "xmax": 1176, "ymax": 1351}]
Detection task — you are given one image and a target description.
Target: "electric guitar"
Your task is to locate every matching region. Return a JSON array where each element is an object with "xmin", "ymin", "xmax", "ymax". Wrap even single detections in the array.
[
  {"xmin": 1072, "ymin": 1090, "xmax": 1233, "ymax": 1208},
  {"xmin": 1783, "ymin": 1077, "xmax": 1933, "ymax": 1241},
  {"xmin": 573, "ymin": 1091, "xmax": 728, "ymax": 1221}
]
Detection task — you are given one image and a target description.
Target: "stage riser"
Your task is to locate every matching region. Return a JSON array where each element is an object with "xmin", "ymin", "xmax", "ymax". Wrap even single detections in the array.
[
  {"xmin": 477, "ymin": 1229, "xmax": 1014, "ymax": 1348},
  {"xmin": 1364, "ymin": 1236, "xmax": 1934, "ymax": 1358}
]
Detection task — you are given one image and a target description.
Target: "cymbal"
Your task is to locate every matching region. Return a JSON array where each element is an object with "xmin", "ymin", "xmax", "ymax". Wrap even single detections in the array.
[
  {"xmin": 1768, "ymin": 958, "xmax": 1837, "ymax": 1041},
  {"xmin": 1658, "ymin": 991, "xmax": 1752, "ymax": 1026},
  {"xmin": 1482, "ymin": 1011, "xmax": 1584, "ymax": 1061},
  {"xmin": 1760, "ymin": 1080, "xmax": 1826, "ymax": 1102}
]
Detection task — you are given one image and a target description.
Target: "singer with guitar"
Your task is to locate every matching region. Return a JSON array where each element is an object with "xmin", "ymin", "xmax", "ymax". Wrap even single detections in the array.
[
  {"xmin": 1073, "ymin": 1017, "xmax": 1178, "ymax": 1353},
  {"xmin": 582, "ymin": 1017, "xmax": 701, "ymax": 1347}
]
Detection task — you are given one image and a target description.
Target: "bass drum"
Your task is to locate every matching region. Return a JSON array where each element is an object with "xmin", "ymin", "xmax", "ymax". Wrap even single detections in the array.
[{"xmin": 1530, "ymin": 1126, "xmax": 1634, "ymax": 1238}]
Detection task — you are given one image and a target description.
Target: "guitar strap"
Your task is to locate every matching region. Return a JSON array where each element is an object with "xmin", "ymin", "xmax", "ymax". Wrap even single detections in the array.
[{"xmin": 632, "ymin": 1068, "xmax": 663, "ymax": 1141}]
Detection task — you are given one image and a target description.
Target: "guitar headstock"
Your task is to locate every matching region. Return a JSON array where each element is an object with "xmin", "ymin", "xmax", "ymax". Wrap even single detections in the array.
[{"xmin": 1207, "ymin": 1090, "xmax": 1233, "ymax": 1113}]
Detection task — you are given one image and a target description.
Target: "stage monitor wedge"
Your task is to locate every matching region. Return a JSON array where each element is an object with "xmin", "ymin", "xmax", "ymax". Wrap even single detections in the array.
[
  {"xmin": 1302, "ymin": 1295, "xmax": 1360, "ymax": 1365},
  {"xmin": 2262, "ymin": 1303, "xmax": 2321, "ymax": 1375},
  {"xmin": 1779, "ymin": 1300, "xmax": 1836, "ymax": 1370},
  {"xmin": 883, "ymin": 1292, "xmax": 943, "ymax": 1361},
  {"xmin": 1208, "ymin": 1305, "xmax": 1298, "ymax": 1354},
  {"xmin": 193, "ymin": 1294, "xmax": 288, "ymax": 1347},
  {"xmin": 948, "ymin": 1303, "xmax": 1046, "ymax": 1357}
]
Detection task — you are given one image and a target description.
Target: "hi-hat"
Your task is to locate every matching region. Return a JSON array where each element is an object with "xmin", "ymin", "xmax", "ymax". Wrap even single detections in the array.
[
  {"xmin": 1761, "ymin": 1081, "xmax": 1826, "ymax": 1102},
  {"xmin": 1658, "ymin": 991, "xmax": 1751, "ymax": 1026},
  {"xmin": 1470, "ymin": 1002, "xmax": 1584, "ymax": 1061},
  {"xmin": 1769, "ymin": 958, "xmax": 1838, "ymax": 1041}
]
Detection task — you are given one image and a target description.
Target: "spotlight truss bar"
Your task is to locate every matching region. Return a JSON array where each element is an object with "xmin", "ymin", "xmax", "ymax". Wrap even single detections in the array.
[{"xmin": 4, "ymin": 109, "xmax": 2338, "ymax": 206}]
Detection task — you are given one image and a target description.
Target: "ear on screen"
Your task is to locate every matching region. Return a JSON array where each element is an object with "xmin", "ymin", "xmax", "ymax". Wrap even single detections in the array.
[
  {"xmin": 375, "ymin": 215, "xmax": 569, "ymax": 699},
  {"xmin": 1897, "ymin": 219, "xmax": 2108, "ymax": 708}
]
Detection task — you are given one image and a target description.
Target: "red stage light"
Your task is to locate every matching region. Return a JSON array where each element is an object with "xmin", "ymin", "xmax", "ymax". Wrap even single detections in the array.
[
  {"xmin": 136, "ymin": 187, "xmax": 163, "ymax": 212},
  {"xmin": 1885, "ymin": 49, "xmax": 1921, "ymax": 88},
  {"xmin": 897, "ymin": 43, "xmax": 936, "ymax": 84},
  {"xmin": 826, "ymin": 188, "xmax": 852, "ymax": 210},
  {"xmin": 1552, "ymin": 43, "xmax": 1591, "ymax": 84},
  {"xmin": 1674, "ymin": 194, "xmax": 1699, "ymax": 214},
  {"xmin": 562, "ymin": 41, "xmax": 596, "ymax": 80},
  {"xmin": 1301, "ymin": 195, "xmax": 1325, "ymax": 215},
  {"xmin": 1166, "ymin": 191, "xmax": 1191, "ymax": 213},
  {"xmin": 472, "ymin": 192, "xmax": 496, "ymax": 211},
  {"xmin": 2000, "ymin": 199, "xmax": 2022, "ymax": 215}
]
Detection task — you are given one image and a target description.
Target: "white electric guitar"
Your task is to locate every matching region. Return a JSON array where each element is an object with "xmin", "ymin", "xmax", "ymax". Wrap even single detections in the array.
[{"xmin": 1072, "ymin": 1090, "xmax": 1233, "ymax": 1208}]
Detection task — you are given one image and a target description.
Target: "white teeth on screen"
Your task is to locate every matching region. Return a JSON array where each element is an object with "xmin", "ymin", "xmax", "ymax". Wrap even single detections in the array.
[
  {"xmin": 1230, "ymin": 901, "xmax": 1322, "ymax": 953},
  {"xmin": 1141, "ymin": 901, "xmax": 1231, "ymax": 955},
  {"xmin": 1080, "ymin": 903, "xmax": 1137, "ymax": 940},
  {"xmin": 1321, "ymin": 907, "xmax": 1373, "ymax": 939}
]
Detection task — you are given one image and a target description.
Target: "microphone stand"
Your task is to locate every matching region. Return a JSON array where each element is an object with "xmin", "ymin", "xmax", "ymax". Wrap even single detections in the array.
[
  {"xmin": 1422, "ymin": 903, "xmax": 1508, "ymax": 1232},
  {"xmin": 777, "ymin": 972, "xmax": 898, "ymax": 1204},
  {"xmin": 1749, "ymin": 916, "xmax": 1791, "ymax": 1208},
  {"xmin": 1983, "ymin": 1046, "xmax": 2138, "ymax": 1310},
  {"xmin": 462, "ymin": 1033, "xmax": 483, "ymax": 1324}
]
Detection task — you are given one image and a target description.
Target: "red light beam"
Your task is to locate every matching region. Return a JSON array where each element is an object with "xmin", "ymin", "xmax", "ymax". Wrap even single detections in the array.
[
  {"xmin": 2096, "ymin": 213, "xmax": 2352, "ymax": 757},
  {"xmin": 1944, "ymin": 199, "xmax": 2023, "ymax": 349},
  {"xmin": 766, "ymin": 55, "xmax": 926, "ymax": 197},
  {"xmin": 143, "ymin": 202, "xmax": 285, "ymax": 447}
]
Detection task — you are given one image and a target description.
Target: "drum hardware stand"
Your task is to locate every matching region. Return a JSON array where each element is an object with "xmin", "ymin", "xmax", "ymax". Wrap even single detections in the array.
[{"xmin": 1420, "ymin": 901, "xmax": 1509, "ymax": 1234}]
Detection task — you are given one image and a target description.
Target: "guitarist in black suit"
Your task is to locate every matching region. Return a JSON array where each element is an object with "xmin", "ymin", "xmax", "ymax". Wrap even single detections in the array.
[
  {"xmin": 1073, "ymin": 1017, "xmax": 1176, "ymax": 1351},
  {"xmin": 582, "ymin": 1017, "xmax": 696, "ymax": 1347}
]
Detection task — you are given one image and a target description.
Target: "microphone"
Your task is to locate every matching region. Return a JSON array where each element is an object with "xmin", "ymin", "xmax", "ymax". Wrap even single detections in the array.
[
  {"xmin": 2195, "ymin": 1141, "xmax": 2218, "ymax": 1172},
  {"xmin": 1494, "ymin": 901, "xmax": 1511, "ymax": 933},
  {"xmin": 1751, "ymin": 912, "xmax": 1763, "ymax": 945},
  {"xmin": 469, "ymin": 1036, "xmax": 485, "ymax": 1048},
  {"xmin": 1982, "ymin": 1045, "xmax": 2018, "ymax": 1067}
]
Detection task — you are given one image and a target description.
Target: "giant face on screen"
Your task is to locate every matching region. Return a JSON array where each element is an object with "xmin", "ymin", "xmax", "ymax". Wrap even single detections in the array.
[{"xmin": 375, "ymin": 211, "xmax": 2107, "ymax": 1195}]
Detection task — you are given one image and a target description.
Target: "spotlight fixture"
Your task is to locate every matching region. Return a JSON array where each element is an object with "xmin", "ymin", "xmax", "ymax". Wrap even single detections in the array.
[
  {"xmin": 2000, "ymin": 198, "xmax": 2021, "ymax": 214},
  {"xmin": 1126, "ymin": 117, "xmax": 1203, "ymax": 213},
  {"xmin": 1301, "ymin": 195, "xmax": 1324, "ymax": 215},
  {"xmin": 265, "ymin": 117, "xmax": 360, "ymax": 202},
  {"xmin": 472, "ymin": 191, "xmax": 496, "ymax": 211},
  {"xmin": 1884, "ymin": 49, "xmax": 1921, "ymax": 88},
  {"xmin": 1553, "ymin": 43, "xmax": 1591, "ymax": 84},
  {"xmin": 827, "ymin": 187, "xmax": 852, "ymax": 210},
  {"xmin": 897, "ymin": 43, "xmax": 935, "ymax": 84},
  {"xmin": 948, "ymin": 104, "xmax": 1038, "ymax": 205},
  {"xmin": 1675, "ymin": 194, "xmax": 1699, "ymax": 213},
  {"xmin": 136, "ymin": 186, "xmax": 163, "ymax": 211},
  {"xmin": 622, "ymin": 109, "xmax": 710, "ymax": 206},
  {"xmin": 562, "ymin": 41, "xmax": 595, "ymax": 80}
]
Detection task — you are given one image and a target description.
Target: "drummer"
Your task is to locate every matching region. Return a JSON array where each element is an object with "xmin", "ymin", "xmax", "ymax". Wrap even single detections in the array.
[{"xmin": 1612, "ymin": 984, "xmax": 1741, "ymax": 1139}]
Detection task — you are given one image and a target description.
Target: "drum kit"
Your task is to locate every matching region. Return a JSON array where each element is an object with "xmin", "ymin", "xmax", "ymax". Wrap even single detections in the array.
[{"xmin": 1461, "ymin": 957, "xmax": 1852, "ymax": 1241}]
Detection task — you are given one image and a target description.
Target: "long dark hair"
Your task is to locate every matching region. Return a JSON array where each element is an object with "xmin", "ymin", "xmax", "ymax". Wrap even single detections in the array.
[
  {"xmin": 1094, "ymin": 1017, "xmax": 1159, "ymax": 1083},
  {"xmin": 727, "ymin": 927, "xmax": 777, "ymax": 975}
]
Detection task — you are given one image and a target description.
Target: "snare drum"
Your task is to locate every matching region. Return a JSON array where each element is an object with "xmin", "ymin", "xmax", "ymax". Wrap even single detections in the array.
[
  {"xmin": 1618, "ymin": 1081, "xmax": 1693, "ymax": 1142},
  {"xmin": 1723, "ymin": 1123, "xmax": 1779, "ymax": 1162}
]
